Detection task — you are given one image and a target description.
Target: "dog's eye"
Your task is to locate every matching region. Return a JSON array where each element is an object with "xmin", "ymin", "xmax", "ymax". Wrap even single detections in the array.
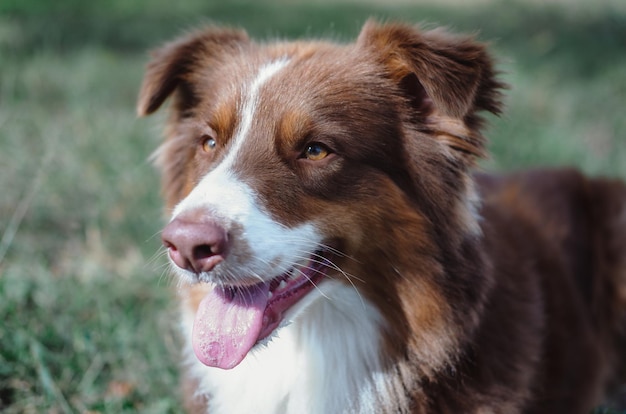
[
  {"xmin": 303, "ymin": 143, "xmax": 330, "ymax": 161},
  {"xmin": 201, "ymin": 135, "xmax": 217, "ymax": 152}
]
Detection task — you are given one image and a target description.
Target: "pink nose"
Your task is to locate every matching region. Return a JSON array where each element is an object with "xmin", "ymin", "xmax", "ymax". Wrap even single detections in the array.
[{"xmin": 161, "ymin": 214, "xmax": 228, "ymax": 274}]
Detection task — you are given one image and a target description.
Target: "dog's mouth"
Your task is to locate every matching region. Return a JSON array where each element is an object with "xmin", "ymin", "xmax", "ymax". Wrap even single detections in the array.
[{"xmin": 191, "ymin": 249, "xmax": 334, "ymax": 369}]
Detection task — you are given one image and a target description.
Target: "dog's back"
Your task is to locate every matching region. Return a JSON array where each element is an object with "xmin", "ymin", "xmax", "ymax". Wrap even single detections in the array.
[{"xmin": 471, "ymin": 169, "xmax": 626, "ymax": 412}]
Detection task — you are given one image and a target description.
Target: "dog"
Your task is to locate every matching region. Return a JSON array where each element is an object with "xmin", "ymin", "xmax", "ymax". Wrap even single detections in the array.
[{"xmin": 137, "ymin": 20, "xmax": 626, "ymax": 413}]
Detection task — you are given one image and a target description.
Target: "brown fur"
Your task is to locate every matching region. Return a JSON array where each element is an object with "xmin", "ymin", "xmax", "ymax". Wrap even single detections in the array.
[{"xmin": 138, "ymin": 20, "xmax": 626, "ymax": 413}]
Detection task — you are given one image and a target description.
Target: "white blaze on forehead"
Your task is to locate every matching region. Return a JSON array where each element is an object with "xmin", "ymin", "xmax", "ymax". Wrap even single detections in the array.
[
  {"xmin": 220, "ymin": 57, "xmax": 290, "ymax": 172},
  {"xmin": 173, "ymin": 57, "xmax": 290, "ymax": 219},
  {"xmin": 171, "ymin": 58, "xmax": 320, "ymax": 279}
]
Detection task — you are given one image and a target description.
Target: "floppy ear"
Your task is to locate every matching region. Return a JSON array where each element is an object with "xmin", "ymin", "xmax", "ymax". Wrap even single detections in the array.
[
  {"xmin": 357, "ymin": 20, "xmax": 505, "ymax": 160},
  {"xmin": 137, "ymin": 27, "xmax": 249, "ymax": 116}
]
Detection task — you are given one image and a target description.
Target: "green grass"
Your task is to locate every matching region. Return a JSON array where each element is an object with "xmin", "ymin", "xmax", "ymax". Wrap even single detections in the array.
[{"xmin": 1, "ymin": 0, "xmax": 625, "ymax": 412}]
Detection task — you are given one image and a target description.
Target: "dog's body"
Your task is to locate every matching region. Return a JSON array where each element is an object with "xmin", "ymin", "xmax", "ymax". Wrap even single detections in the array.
[{"xmin": 138, "ymin": 21, "xmax": 626, "ymax": 413}]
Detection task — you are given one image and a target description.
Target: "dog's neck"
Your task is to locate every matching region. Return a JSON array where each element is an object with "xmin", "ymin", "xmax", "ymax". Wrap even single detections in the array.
[{"xmin": 181, "ymin": 280, "xmax": 409, "ymax": 414}]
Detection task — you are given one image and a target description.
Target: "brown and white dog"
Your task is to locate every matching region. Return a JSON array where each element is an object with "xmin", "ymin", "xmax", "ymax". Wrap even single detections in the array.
[{"xmin": 137, "ymin": 21, "xmax": 626, "ymax": 413}]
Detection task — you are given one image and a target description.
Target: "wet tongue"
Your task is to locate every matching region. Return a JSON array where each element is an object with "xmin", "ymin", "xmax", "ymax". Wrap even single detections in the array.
[{"xmin": 192, "ymin": 283, "xmax": 270, "ymax": 369}]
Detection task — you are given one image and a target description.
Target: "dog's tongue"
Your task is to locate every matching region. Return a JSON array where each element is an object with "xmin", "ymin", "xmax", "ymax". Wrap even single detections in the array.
[{"xmin": 192, "ymin": 283, "xmax": 269, "ymax": 369}]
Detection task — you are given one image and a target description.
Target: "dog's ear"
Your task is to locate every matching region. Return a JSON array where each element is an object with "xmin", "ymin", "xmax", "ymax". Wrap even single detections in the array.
[
  {"xmin": 357, "ymin": 20, "xmax": 505, "ymax": 160},
  {"xmin": 137, "ymin": 27, "xmax": 249, "ymax": 116}
]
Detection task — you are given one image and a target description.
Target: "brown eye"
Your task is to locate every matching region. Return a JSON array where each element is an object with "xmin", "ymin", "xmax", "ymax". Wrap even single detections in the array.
[
  {"xmin": 201, "ymin": 135, "xmax": 217, "ymax": 152},
  {"xmin": 303, "ymin": 143, "xmax": 330, "ymax": 161}
]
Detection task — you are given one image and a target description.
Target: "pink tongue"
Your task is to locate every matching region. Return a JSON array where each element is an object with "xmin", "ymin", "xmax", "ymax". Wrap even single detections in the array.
[{"xmin": 192, "ymin": 283, "xmax": 270, "ymax": 369}]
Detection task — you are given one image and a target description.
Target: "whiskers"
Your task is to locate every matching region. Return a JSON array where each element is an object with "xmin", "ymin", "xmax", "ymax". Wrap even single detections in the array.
[
  {"xmin": 145, "ymin": 244, "xmax": 178, "ymax": 287},
  {"xmin": 278, "ymin": 237, "xmax": 366, "ymax": 309},
  {"xmin": 143, "ymin": 229, "xmax": 176, "ymax": 287}
]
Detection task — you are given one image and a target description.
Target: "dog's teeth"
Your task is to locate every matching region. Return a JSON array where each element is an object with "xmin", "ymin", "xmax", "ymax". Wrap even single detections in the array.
[
  {"xmin": 278, "ymin": 280, "xmax": 288, "ymax": 290},
  {"xmin": 268, "ymin": 291, "xmax": 273, "ymax": 299}
]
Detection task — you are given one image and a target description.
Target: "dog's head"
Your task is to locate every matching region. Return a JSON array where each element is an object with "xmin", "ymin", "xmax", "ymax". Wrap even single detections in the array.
[{"xmin": 138, "ymin": 21, "xmax": 503, "ymax": 370}]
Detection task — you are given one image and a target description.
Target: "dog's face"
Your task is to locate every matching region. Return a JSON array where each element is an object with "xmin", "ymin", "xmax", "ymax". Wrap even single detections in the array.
[{"xmin": 138, "ymin": 21, "xmax": 502, "ymax": 370}]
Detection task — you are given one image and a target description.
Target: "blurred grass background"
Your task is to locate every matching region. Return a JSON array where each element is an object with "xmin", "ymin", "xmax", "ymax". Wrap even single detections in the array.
[{"xmin": 0, "ymin": 0, "xmax": 625, "ymax": 412}]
